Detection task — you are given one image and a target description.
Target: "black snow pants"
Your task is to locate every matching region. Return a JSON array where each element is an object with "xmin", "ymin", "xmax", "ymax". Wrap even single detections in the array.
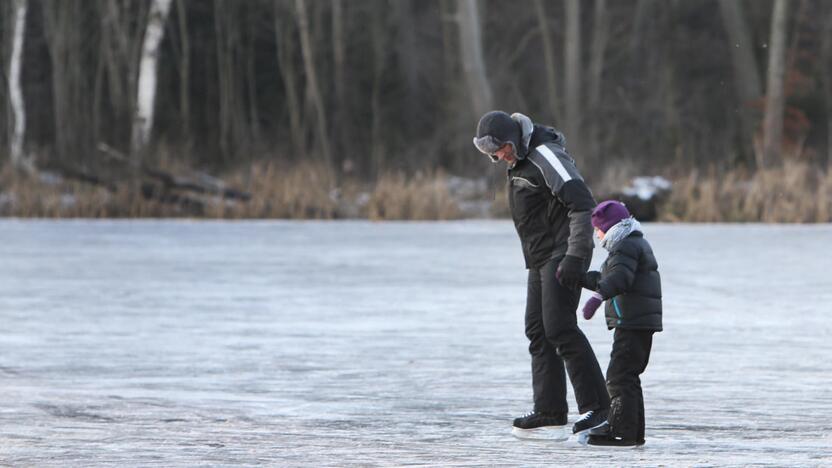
[
  {"xmin": 606, "ymin": 328, "xmax": 654, "ymax": 442},
  {"xmin": 525, "ymin": 257, "xmax": 610, "ymax": 415}
]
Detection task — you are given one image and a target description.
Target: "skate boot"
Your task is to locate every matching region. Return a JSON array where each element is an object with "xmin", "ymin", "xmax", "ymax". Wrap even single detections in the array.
[
  {"xmin": 572, "ymin": 408, "xmax": 608, "ymax": 434},
  {"xmin": 511, "ymin": 411, "xmax": 568, "ymax": 440},
  {"xmin": 584, "ymin": 419, "xmax": 643, "ymax": 447}
]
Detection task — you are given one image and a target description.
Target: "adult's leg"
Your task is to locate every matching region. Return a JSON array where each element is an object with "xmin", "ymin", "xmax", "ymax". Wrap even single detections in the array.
[
  {"xmin": 606, "ymin": 328, "xmax": 653, "ymax": 441},
  {"xmin": 540, "ymin": 258, "xmax": 610, "ymax": 414},
  {"xmin": 525, "ymin": 266, "xmax": 568, "ymax": 414}
]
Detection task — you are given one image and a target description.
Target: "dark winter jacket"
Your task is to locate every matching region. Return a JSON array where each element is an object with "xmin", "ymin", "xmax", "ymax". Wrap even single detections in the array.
[
  {"xmin": 507, "ymin": 123, "xmax": 596, "ymax": 269},
  {"xmin": 597, "ymin": 231, "xmax": 663, "ymax": 331}
]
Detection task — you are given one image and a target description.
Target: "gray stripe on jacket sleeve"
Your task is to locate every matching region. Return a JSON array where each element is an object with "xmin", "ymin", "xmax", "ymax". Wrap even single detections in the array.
[{"xmin": 566, "ymin": 209, "xmax": 595, "ymax": 259}]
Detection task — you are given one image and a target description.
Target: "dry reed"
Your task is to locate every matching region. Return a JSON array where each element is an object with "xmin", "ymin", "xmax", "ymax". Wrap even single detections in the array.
[
  {"xmin": 2, "ymin": 160, "xmax": 830, "ymax": 222},
  {"xmin": 661, "ymin": 163, "xmax": 832, "ymax": 223}
]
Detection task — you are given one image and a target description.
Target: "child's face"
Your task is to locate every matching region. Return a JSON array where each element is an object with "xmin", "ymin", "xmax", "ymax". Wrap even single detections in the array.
[{"xmin": 595, "ymin": 227, "xmax": 606, "ymax": 241}]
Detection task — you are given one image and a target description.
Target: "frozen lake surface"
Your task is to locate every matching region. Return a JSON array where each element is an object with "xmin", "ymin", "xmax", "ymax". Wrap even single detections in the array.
[{"xmin": 0, "ymin": 220, "xmax": 830, "ymax": 467}]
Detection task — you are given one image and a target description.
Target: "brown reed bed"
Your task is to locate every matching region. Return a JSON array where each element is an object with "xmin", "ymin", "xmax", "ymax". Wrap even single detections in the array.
[
  {"xmin": 661, "ymin": 162, "xmax": 832, "ymax": 223},
  {"xmin": 1, "ymin": 159, "xmax": 830, "ymax": 222}
]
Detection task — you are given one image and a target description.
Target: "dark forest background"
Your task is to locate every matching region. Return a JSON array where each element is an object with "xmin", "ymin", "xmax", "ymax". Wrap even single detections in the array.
[{"xmin": 1, "ymin": 0, "xmax": 832, "ymax": 220}]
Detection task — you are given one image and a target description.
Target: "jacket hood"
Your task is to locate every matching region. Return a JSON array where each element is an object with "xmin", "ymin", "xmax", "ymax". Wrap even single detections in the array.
[
  {"xmin": 528, "ymin": 124, "xmax": 566, "ymax": 151},
  {"xmin": 512, "ymin": 112, "xmax": 567, "ymax": 158}
]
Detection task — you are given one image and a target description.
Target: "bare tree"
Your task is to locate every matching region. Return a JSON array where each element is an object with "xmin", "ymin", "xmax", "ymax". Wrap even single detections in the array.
[
  {"xmin": 587, "ymin": 0, "xmax": 609, "ymax": 164},
  {"xmin": 564, "ymin": 0, "xmax": 581, "ymax": 147},
  {"xmin": 718, "ymin": 0, "xmax": 762, "ymax": 163},
  {"xmin": 131, "ymin": 0, "xmax": 173, "ymax": 157},
  {"xmin": 370, "ymin": 4, "xmax": 388, "ymax": 172},
  {"xmin": 455, "ymin": 0, "xmax": 492, "ymax": 116},
  {"xmin": 295, "ymin": 0, "xmax": 333, "ymax": 172},
  {"xmin": 43, "ymin": 1, "xmax": 86, "ymax": 160},
  {"xmin": 823, "ymin": 2, "xmax": 832, "ymax": 169},
  {"xmin": 761, "ymin": 0, "xmax": 789, "ymax": 168},
  {"xmin": 173, "ymin": 0, "xmax": 191, "ymax": 143},
  {"xmin": 274, "ymin": 0, "xmax": 305, "ymax": 157},
  {"xmin": 8, "ymin": 0, "xmax": 33, "ymax": 173},
  {"xmin": 532, "ymin": 0, "xmax": 560, "ymax": 122},
  {"xmin": 99, "ymin": 1, "xmax": 149, "ymax": 146},
  {"xmin": 331, "ymin": 0, "xmax": 346, "ymax": 156}
]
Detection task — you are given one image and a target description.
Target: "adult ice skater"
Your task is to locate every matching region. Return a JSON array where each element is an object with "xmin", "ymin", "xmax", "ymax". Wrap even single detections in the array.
[{"xmin": 472, "ymin": 111, "xmax": 609, "ymax": 438}]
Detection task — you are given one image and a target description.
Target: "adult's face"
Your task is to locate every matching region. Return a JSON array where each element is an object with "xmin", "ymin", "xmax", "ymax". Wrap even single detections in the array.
[{"xmin": 494, "ymin": 144, "xmax": 517, "ymax": 164}]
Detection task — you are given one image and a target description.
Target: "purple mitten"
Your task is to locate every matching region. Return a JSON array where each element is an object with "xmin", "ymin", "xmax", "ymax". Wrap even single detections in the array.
[{"xmin": 582, "ymin": 293, "xmax": 603, "ymax": 320}]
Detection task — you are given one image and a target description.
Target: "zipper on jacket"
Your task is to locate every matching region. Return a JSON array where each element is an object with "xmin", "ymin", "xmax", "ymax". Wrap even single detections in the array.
[{"xmin": 612, "ymin": 297, "xmax": 623, "ymax": 319}]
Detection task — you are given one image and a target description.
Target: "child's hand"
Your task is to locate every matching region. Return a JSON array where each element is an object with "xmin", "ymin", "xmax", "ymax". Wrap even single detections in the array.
[
  {"xmin": 582, "ymin": 292, "xmax": 603, "ymax": 320},
  {"xmin": 582, "ymin": 271, "xmax": 601, "ymax": 291}
]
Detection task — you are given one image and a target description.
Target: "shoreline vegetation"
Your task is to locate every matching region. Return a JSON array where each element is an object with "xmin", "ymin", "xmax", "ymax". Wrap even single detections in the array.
[{"xmin": 1, "ymin": 160, "xmax": 831, "ymax": 223}]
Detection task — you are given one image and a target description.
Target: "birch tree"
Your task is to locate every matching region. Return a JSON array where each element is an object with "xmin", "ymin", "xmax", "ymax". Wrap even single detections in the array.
[
  {"xmin": 131, "ymin": 0, "xmax": 173, "ymax": 156},
  {"xmin": 8, "ymin": 0, "xmax": 33, "ymax": 173},
  {"xmin": 761, "ymin": 0, "xmax": 789, "ymax": 168}
]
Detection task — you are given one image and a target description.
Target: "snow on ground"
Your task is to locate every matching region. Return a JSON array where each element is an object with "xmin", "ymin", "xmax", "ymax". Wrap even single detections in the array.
[{"xmin": 0, "ymin": 220, "xmax": 830, "ymax": 467}]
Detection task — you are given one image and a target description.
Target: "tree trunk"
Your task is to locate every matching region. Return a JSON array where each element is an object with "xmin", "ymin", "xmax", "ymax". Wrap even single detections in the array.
[
  {"xmin": 456, "ymin": 0, "xmax": 493, "ymax": 117},
  {"xmin": 245, "ymin": 4, "xmax": 261, "ymax": 144},
  {"xmin": 100, "ymin": 0, "xmax": 149, "ymax": 147},
  {"xmin": 439, "ymin": 0, "xmax": 456, "ymax": 80},
  {"xmin": 586, "ymin": 0, "xmax": 608, "ymax": 165},
  {"xmin": 331, "ymin": 0, "xmax": 345, "ymax": 160},
  {"xmin": 564, "ymin": 0, "xmax": 582, "ymax": 147},
  {"xmin": 295, "ymin": 0, "xmax": 333, "ymax": 173},
  {"xmin": 274, "ymin": 0, "xmax": 305, "ymax": 156},
  {"xmin": 718, "ymin": 0, "xmax": 762, "ymax": 165},
  {"xmin": 532, "ymin": 0, "xmax": 560, "ymax": 122},
  {"xmin": 132, "ymin": 0, "xmax": 173, "ymax": 157},
  {"xmin": 175, "ymin": 0, "xmax": 191, "ymax": 144},
  {"xmin": 370, "ymin": 4, "xmax": 387, "ymax": 173},
  {"xmin": 393, "ymin": 0, "xmax": 420, "ymax": 129},
  {"xmin": 823, "ymin": 2, "xmax": 832, "ymax": 170},
  {"xmin": 761, "ymin": 0, "xmax": 789, "ymax": 168},
  {"xmin": 8, "ymin": 0, "xmax": 33, "ymax": 173}
]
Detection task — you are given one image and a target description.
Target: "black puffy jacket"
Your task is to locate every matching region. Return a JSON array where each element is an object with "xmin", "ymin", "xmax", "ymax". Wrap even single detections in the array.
[{"xmin": 597, "ymin": 231, "xmax": 663, "ymax": 331}]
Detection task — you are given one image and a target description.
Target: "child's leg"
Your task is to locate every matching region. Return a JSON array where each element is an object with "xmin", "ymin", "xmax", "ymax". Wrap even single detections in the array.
[
  {"xmin": 605, "ymin": 329, "xmax": 653, "ymax": 441},
  {"xmin": 637, "ymin": 391, "xmax": 645, "ymax": 443}
]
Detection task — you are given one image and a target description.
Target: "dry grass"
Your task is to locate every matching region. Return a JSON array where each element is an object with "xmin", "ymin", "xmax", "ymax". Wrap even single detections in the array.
[
  {"xmin": 0, "ymin": 161, "xmax": 462, "ymax": 220},
  {"xmin": 661, "ymin": 163, "xmax": 832, "ymax": 223},
  {"xmin": 366, "ymin": 170, "xmax": 460, "ymax": 221},
  {"xmin": 2, "ymin": 159, "xmax": 830, "ymax": 222}
]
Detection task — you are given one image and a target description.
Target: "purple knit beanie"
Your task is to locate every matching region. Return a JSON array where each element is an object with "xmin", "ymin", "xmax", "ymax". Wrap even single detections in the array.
[{"xmin": 591, "ymin": 200, "xmax": 631, "ymax": 233}]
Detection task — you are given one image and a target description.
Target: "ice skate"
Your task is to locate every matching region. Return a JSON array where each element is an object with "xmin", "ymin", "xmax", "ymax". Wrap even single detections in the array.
[
  {"xmin": 572, "ymin": 408, "xmax": 608, "ymax": 434},
  {"xmin": 511, "ymin": 411, "xmax": 569, "ymax": 441}
]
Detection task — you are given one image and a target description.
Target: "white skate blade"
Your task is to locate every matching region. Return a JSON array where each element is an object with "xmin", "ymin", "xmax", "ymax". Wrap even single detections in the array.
[{"xmin": 511, "ymin": 425, "xmax": 569, "ymax": 441}]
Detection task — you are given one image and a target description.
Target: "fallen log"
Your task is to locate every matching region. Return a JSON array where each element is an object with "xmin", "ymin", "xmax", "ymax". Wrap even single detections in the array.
[{"xmin": 96, "ymin": 143, "xmax": 252, "ymax": 202}]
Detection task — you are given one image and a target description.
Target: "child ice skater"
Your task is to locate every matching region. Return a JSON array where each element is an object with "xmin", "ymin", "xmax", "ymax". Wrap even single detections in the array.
[{"xmin": 580, "ymin": 200, "xmax": 662, "ymax": 447}]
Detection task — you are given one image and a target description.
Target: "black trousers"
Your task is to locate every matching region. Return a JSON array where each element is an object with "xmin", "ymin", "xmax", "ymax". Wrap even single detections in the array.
[
  {"xmin": 525, "ymin": 257, "xmax": 610, "ymax": 414},
  {"xmin": 606, "ymin": 328, "xmax": 654, "ymax": 442}
]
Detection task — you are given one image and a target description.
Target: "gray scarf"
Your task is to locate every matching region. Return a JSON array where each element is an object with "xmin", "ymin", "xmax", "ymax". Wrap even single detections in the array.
[{"xmin": 601, "ymin": 217, "xmax": 642, "ymax": 252}]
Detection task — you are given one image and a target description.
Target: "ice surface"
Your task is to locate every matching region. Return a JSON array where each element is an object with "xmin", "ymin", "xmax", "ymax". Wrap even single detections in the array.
[{"xmin": 0, "ymin": 220, "xmax": 830, "ymax": 466}]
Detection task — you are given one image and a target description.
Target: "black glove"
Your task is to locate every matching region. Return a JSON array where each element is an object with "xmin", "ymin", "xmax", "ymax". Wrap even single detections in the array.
[
  {"xmin": 556, "ymin": 255, "xmax": 585, "ymax": 289},
  {"xmin": 582, "ymin": 271, "xmax": 601, "ymax": 291}
]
